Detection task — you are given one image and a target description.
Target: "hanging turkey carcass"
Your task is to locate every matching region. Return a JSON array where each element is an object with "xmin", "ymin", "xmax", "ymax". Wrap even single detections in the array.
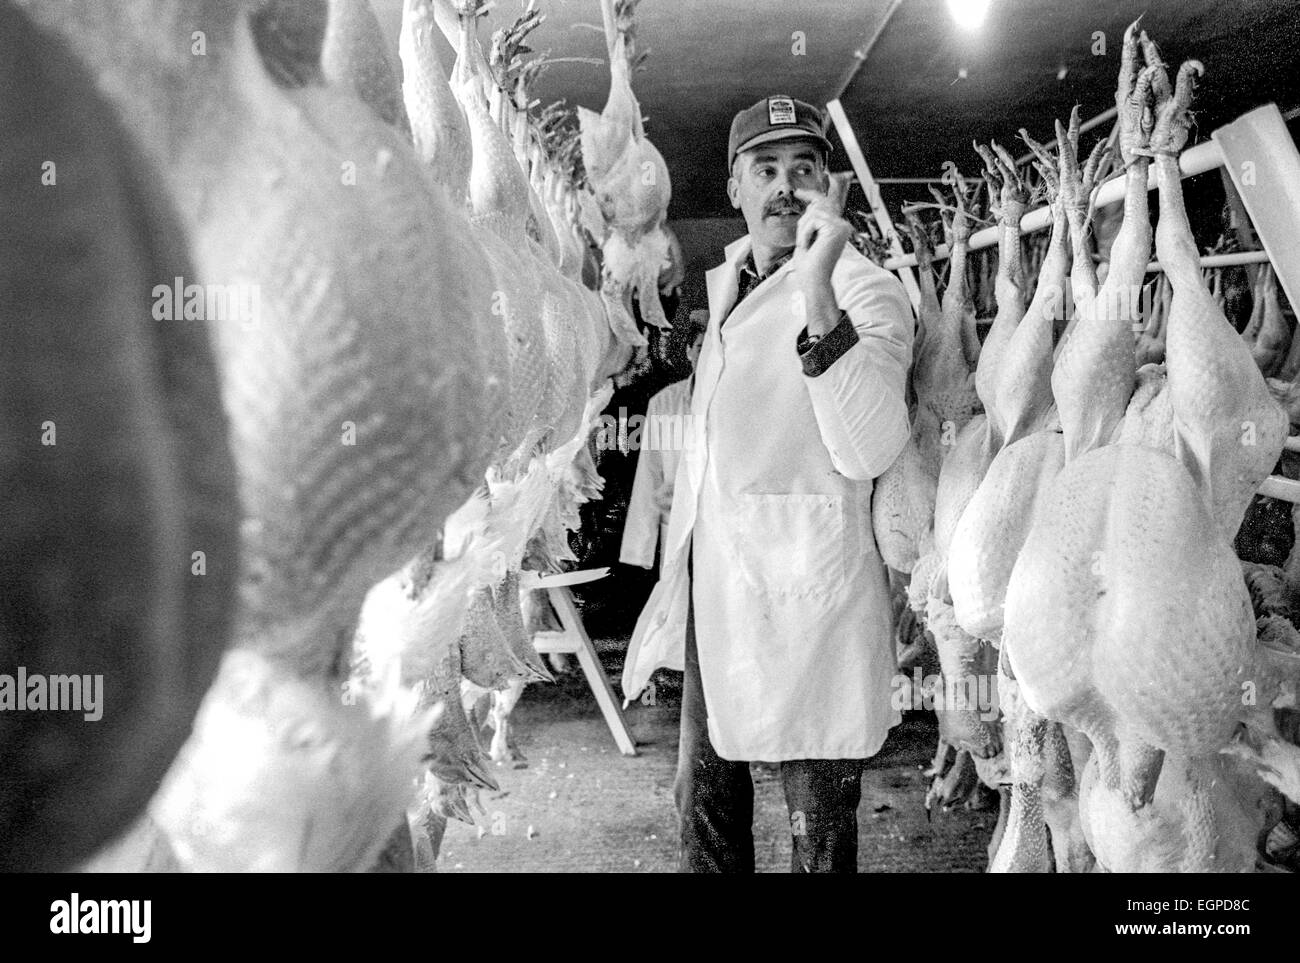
[
  {"xmin": 14, "ymin": 0, "xmax": 632, "ymax": 872},
  {"xmin": 872, "ymin": 198, "xmax": 981, "ymax": 577},
  {"xmin": 0, "ymin": 1, "xmax": 242, "ymax": 872},
  {"xmin": 945, "ymin": 111, "xmax": 1111, "ymax": 873},
  {"xmin": 380, "ymin": 0, "xmax": 657, "ymax": 861},
  {"xmin": 1001, "ymin": 35, "xmax": 1289, "ymax": 871},
  {"xmin": 916, "ymin": 150, "xmax": 1035, "ymax": 773},
  {"xmin": 578, "ymin": 0, "xmax": 674, "ymax": 347}
]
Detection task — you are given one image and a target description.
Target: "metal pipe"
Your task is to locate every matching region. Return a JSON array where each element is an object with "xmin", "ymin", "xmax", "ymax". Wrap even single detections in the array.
[
  {"xmin": 871, "ymin": 177, "xmax": 950, "ymax": 185},
  {"xmin": 1259, "ymin": 475, "xmax": 1300, "ymax": 503},
  {"xmin": 883, "ymin": 136, "xmax": 1225, "ymax": 271},
  {"xmin": 826, "ymin": 0, "xmax": 904, "ymax": 104},
  {"xmin": 1145, "ymin": 249, "xmax": 1270, "ymax": 273},
  {"xmin": 827, "ymin": 99, "xmax": 921, "ymax": 308},
  {"xmin": 1214, "ymin": 104, "xmax": 1300, "ymax": 347},
  {"xmin": 598, "ymin": 0, "xmax": 618, "ymax": 58}
]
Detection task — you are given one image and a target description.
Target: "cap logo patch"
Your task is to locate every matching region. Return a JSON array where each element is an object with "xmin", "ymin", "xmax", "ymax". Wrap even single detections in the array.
[{"xmin": 768, "ymin": 97, "xmax": 796, "ymax": 125}]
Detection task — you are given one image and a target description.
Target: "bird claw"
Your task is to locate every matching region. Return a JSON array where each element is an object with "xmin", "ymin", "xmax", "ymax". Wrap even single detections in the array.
[
  {"xmin": 1019, "ymin": 127, "xmax": 1057, "ymax": 177},
  {"xmin": 1118, "ymin": 22, "xmax": 1201, "ymax": 162},
  {"xmin": 1036, "ymin": 106, "xmax": 1110, "ymax": 218},
  {"xmin": 928, "ymin": 168, "xmax": 976, "ymax": 245},
  {"xmin": 974, "ymin": 140, "xmax": 1027, "ymax": 223},
  {"xmin": 1146, "ymin": 59, "xmax": 1202, "ymax": 155},
  {"xmin": 1116, "ymin": 22, "xmax": 1159, "ymax": 163}
]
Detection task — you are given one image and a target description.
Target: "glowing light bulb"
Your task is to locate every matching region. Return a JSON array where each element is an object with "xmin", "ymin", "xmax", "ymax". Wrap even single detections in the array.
[{"xmin": 947, "ymin": 0, "xmax": 991, "ymax": 30}]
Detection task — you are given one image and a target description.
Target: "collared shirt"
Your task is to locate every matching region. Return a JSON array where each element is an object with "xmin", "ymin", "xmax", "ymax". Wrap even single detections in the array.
[
  {"xmin": 731, "ymin": 248, "xmax": 794, "ymax": 314},
  {"xmin": 728, "ymin": 247, "xmax": 858, "ymax": 377}
]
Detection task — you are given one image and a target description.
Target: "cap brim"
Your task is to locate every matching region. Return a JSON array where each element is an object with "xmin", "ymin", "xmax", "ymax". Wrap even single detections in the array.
[{"xmin": 733, "ymin": 129, "xmax": 833, "ymax": 162}]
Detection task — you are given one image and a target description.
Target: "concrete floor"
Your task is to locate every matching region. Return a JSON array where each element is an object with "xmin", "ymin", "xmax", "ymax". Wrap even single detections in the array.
[{"xmin": 437, "ymin": 641, "xmax": 999, "ymax": 873}]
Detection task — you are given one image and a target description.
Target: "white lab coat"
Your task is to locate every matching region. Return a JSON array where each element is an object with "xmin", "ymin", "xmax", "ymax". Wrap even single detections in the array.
[
  {"xmin": 619, "ymin": 378, "xmax": 693, "ymax": 569},
  {"xmin": 621, "ymin": 235, "xmax": 914, "ymax": 760}
]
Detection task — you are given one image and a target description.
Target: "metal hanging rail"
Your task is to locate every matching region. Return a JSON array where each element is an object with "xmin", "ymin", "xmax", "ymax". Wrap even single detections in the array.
[
  {"xmin": 1145, "ymin": 249, "xmax": 1271, "ymax": 272},
  {"xmin": 882, "ymin": 135, "xmax": 1226, "ymax": 271},
  {"xmin": 826, "ymin": 0, "xmax": 905, "ymax": 105},
  {"xmin": 881, "ymin": 102, "xmax": 1300, "ymax": 505}
]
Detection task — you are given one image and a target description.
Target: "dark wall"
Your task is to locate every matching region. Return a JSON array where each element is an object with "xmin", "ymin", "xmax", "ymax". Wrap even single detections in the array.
[{"xmin": 671, "ymin": 216, "xmax": 747, "ymax": 320}]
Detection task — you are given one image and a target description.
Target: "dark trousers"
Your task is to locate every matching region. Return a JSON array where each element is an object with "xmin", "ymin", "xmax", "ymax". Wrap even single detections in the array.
[{"xmin": 674, "ymin": 575, "xmax": 866, "ymax": 873}]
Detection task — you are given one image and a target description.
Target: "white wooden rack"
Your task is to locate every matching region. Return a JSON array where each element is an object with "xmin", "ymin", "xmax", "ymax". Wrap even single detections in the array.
[{"xmin": 522, "ymin": 568, "xmax": 638, "ymax": 756}]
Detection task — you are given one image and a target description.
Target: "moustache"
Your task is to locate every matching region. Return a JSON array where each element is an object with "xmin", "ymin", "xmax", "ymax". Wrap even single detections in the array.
[{"xmin": 764, "ymin": 197, "xmax": 806, "ymax": 218}]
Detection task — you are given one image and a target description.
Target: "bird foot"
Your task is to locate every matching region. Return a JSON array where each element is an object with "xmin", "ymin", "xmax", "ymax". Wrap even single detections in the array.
[{"xmin": 1143, "ymin": 49, "xmax": 1203, "ymax": 158}]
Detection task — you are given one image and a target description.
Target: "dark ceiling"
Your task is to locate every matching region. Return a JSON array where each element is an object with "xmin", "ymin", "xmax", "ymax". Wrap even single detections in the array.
[{"xmin": 372, "ymin": 0, "xmax": 1300, "ymax": 218}]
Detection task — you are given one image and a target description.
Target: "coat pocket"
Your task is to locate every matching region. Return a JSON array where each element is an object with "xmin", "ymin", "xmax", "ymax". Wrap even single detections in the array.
[{"xmin": 734, "ymin": 493, "xmax": 847, "ymax": 600}]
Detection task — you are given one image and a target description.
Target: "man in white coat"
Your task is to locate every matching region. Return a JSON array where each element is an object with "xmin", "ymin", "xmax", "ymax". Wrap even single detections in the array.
[
  {"xmin": 621, "ymin": 96, "xmax": 913, "ymax": 872},
  {"xmin": 619, "ymin": 314, "xmax": 708, "ymax": 571}
]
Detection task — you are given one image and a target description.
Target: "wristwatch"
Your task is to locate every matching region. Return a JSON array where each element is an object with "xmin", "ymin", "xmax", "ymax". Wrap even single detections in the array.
[
  {"xmin": 795, "ymin": 310, "xmax": 858, "ymax": 378},
  {"xmin": 795, "ymin": 310, "xmax": 847, "ymax": 354}
]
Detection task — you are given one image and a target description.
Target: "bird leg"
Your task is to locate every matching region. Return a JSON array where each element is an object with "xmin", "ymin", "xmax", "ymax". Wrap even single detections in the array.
[
  {"xmin": 413, "ymin": 810, "xmax": 447, "ymax": 872},
  {"xmin": 1119, "ymin": 735, "xmax": 1166, "ymax": 809},
  {"xmin": 988, "ymin": 665, "xmax": 1051, "ymax": 872},
  {"xmin": 487, "ymin": 678, "xmax": 529, "ymax": 766},
  {"xmin": 927, "ymin": 748, "xmax": 979, "ymax": 814},
  {"xmin": 971, "ymin": 141, "xmax": 1029, "ymax": 441},
  {"xmin": 926, "ymin": 735, "xmax": 954, "ymax": 779},
  {"xmin": 933, "ymin": 606, "xmax": 1003, "ymax": 759},
  {"xmin": 986, "ymin": 787, "xmax": 1013, "ymax": 866},
  {"xmin": 1041, "ymin": 721, "xmax": 1096, "ymax": 872}
]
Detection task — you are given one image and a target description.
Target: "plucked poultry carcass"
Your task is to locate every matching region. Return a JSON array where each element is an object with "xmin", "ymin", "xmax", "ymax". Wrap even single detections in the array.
[
  {"xmin": 948, "ymin": 121, "xmax": 1087, "ymax": 642},
  {"xmin": 909, "ymin": 196, "xmax": 985, "ymax": 460},
  {"xmin": 1134, "ymin": 273, "xmax": 1169, "ymax": 368},
  {"xmin": 19, "ymin": 0, "xmax": 629, "ymax": 872},
  {"xmin": 875, "ymin": 191, "xmax": 986, "ymax": 575},
  {"xmin": 1002, "ymin": 36, "xmax": 1289, "ymax": 871},
  {"xmin": 387, "ymin": 0, "xmax": 651, "ymax": 854},
  {"xmin": 1272, "ymin": 280, "xmax": 1300, "ymax": 384},
  {"xmin": 1226, "ymin": 563, "xmax": 1300, "ymax": 828},
  {"xmin": 18, "ymin": 0, "xmax": 498, "ymax": 871},
  {"xmin": 579, "ymin": 0, "xmax": 674, "ymax": 340},
  {"xmin": 946, "ymin": 115, "xmax": 1111, "ymax": 873},
  {"xmin": 871, "ymin": 213, "xmax": 945, "ymax": 575},
  {"xmin": 901, "ymin": 171, "xmax": 984, "ymax": 600},
  {"xmin": 927, "ymin": 156, "xmax": 1027, "ymax": 593},
  {"xmin": 0, "ymin": 2, "xmax": 240, "ymax": 871},
  {"xmin": 884, "ymin": 179, "xmax": 992, "ymax": 813},
  {"xmin": 1248, "ymin": 265, "xmax": 1290, "ymax": 378},
  {"xmin": 400, "ymin": 0, "xmax": 473, "ymax": 195},
  {"xmin": 322, "ymin": 0, "xmax": 411, "ymax": 134},
  {"xmin": 970, "ymin": 144, "xmax": 1030, "ymax": 448},
  {"xmin": 918, "ymin": 153, "xmax": 1036, "ymax": 768},
  {"xmin": 948, "ymin": 108, "xmax": 1112, "ymax": 640}
]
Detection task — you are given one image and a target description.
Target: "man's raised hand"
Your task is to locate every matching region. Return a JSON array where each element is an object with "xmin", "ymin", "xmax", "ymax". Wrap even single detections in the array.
[{"xmin": 793, "ymin": 172, "xmax": 853, "ymax": 284}]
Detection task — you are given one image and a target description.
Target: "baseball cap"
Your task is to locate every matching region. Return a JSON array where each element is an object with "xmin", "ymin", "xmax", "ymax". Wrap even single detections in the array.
[{"xmin": 727, "ymin": 95, "xmax": 834, "ymax": 173}]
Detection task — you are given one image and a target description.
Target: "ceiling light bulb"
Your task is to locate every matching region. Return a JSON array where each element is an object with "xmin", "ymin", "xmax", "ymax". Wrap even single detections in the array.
[{"xmin": 947, "ymin": 0, "xmax": 991, "ymax": 30}]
